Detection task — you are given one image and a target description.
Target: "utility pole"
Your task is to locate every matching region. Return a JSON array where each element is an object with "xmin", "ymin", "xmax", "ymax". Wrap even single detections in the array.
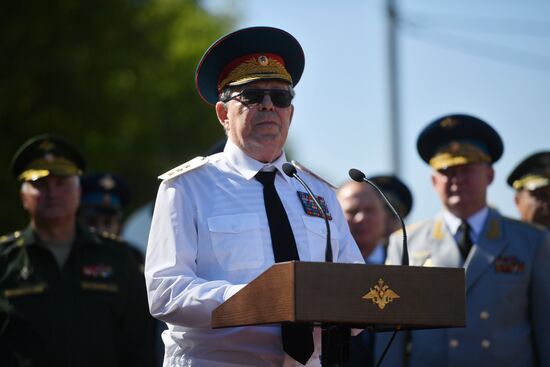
[{"xmin": 387, "ymin": 0, "xmax": 401, "ymax": 175}]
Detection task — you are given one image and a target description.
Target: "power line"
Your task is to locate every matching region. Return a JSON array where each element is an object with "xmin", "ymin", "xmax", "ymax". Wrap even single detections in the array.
[
  {"xmin": 399, "ymin": 18, "xmax": 550, "ymax": 74},
  {"xmin": 402, "ymin": 12, "xmax": 550, "ymax": 37}
]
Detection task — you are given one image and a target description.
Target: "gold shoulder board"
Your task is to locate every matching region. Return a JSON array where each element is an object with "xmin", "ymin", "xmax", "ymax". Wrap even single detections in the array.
[{"xmin": 158, "ymin": 156, "xmax": 208, "ymax": 180}]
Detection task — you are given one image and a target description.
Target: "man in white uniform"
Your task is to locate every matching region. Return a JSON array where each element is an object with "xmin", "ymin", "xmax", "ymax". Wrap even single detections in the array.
[{"xmin": 144, "ymin": 26, "xmax": 364, "ymax": 367}]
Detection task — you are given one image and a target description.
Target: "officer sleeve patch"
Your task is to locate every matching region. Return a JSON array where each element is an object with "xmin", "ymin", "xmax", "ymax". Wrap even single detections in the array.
[
  {"xmin": 158, "ymin": 156, "xmax": 208, "ymax": 180},
  {"xmin": 297, "ymin": 191, "xmax": 332, "ymax": 220}
]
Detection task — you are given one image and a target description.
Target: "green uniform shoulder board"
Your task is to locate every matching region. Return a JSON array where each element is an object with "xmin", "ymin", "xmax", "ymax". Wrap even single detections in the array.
[{"xmin": 158, "ymin": 156, "xmax": 209, "ymax": 180}]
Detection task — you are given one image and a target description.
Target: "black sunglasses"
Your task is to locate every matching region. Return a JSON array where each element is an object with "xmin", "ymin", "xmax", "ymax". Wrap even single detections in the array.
[{"xmin": 223, "ymin": 88, "xmax": 294, "ymax": 108}]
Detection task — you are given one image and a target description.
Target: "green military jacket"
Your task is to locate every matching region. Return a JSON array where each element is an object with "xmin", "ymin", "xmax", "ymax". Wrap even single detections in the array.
[{"xmin": 0, "ymin": 225, "xmax": 155, "ymax": 367}]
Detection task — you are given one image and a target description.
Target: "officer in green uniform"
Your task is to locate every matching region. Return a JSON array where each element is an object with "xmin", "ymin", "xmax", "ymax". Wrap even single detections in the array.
[{"xmin": 0, "ymin": 134, "xmax": 155, "ymax": 367}]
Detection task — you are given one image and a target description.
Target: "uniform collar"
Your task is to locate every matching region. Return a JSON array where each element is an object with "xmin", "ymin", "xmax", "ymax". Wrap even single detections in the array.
[
  {"xmin": 443, "ymin": 206, "xmax": 489, "ymax": 241},
  {"xmin": 224, "ymin": 139, "xmax": 293, "ymax": 184},
  {"xmin": 19, "ymin": 223, "xmax": 100, "ymax": 247}
]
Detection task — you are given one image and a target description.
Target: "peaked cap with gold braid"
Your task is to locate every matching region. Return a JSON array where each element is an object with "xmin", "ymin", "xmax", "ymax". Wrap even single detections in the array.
[
  {"xmin": 11, "ymin": 134, "xmax": 85, "ymax": 182},
  {"xmin": 195, "ymin": 26, "xmax": 305, "ymax": 105},
  {"xmin": 417, "ymin": 114, "xmax": 503, "ymax": 170},
  {"xmin": 507, "ymin": 151, "xmax": 550, "ymax": 191}
]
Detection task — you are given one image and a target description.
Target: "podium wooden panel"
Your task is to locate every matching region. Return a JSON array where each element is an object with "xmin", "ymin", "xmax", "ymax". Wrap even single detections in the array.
[{"xmin": 212, "ymin": 261, "xmax": 465, "ymax": 330}]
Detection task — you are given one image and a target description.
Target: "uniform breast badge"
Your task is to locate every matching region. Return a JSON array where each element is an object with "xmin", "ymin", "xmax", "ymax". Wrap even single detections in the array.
[
  {"xmin": 81, "ymin": 264, "xmax": 118, "ymax": 293},
  {"xmin": 297, "ymin": 191, "xmax": 332, "ymax": 220},
  {"xmin": 82, "ymin": 264, "xmax": 114, "ymax": 278},
  {"xmin": 494, "ymin": 256, "xmax": 525, "ymax": 273}
]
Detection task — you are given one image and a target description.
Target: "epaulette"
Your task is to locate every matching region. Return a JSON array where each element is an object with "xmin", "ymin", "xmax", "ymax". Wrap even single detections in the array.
[
  {"xmin": 291, "ymin": 160, "xmax": 337, "ymax": 190},
  {"xmin": 0, "ymin": 231, "xmax": 22, "ymax": 245},
  {"xmin": 391, "ymin": 220, "xmax": 428, "ymax": 237},
  {"xmin": 158, "ymin": 156, "xmax": 209, "ymax": 180}
]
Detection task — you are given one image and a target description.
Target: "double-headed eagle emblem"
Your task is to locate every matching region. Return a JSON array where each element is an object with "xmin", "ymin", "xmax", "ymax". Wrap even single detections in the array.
[{"xmin": 362, "ymin": 278, "xmax": 400, "ymax": 310}]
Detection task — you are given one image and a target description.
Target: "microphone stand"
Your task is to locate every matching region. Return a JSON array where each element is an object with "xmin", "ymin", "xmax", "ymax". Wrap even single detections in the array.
[
  {"xmin": 348, "ymin": 168, "xmax": 409, "ymax": 367},
  {"xmin": 282, "ymin": 163, "xmax": 349, "ymax": 366}
]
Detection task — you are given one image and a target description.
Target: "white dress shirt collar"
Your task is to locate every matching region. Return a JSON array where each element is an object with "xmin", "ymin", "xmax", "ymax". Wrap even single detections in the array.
[
  {"xmin": 224, "ymin": 139, "xmax": 292, "ymax": 184},
  {"xmin": 443, "ymin": 206, "xmax": 489, "ymax": 242}
]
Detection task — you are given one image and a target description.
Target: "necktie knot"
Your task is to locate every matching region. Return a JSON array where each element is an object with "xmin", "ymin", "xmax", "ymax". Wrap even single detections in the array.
[
  {"xmin": 458, "ymin": 221, "xmax": 471, "ymax": 235},
  {"xmin": 255, "ymin": 170, "xmax": 276, "ymax": 186}
]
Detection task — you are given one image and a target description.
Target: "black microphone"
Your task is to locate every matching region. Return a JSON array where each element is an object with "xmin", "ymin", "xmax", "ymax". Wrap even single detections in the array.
[
  {"xmin": 349, "ymin": 168, "xmax": 409, "ymax": 266},
  {"xmin": 282, "ymin": 163, "xmax": 333, "ymax": 262}
]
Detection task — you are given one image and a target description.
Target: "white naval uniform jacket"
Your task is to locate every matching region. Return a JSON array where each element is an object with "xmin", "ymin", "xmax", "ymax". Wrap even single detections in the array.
[
  {"xmin": 144, "ymin": 141, "xmax": 364, "ymax": 367},
  {"xmin": 377, "ymin": 207, "xmax": 550, "ymax": 367}
]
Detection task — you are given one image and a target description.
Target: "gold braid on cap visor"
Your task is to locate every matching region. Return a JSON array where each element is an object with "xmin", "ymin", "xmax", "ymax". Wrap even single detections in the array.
[
  {"xmin": 218, "ymin": 55, "xmax": 292, "ymax": 90},
  {"xmin": 429, "ymin": 142, "xmax": 491, "ymax": 170},
  {"xmin": 513, "ymin": 174, "xmax": 550, "ymax": 191},
  {"xmin": 18, "ymin": 157, "xmax": 82, "ymax": 181}
]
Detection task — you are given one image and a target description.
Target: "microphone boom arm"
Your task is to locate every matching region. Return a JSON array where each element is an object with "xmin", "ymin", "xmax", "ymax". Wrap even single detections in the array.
[{"xmin": 282, "ymin": 163, "xmax": 333, "ymax": 262}]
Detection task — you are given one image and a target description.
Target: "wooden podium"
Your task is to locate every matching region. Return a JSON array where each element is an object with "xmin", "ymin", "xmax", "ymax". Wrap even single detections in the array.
[{"xmin": 212, "ymin": 261, "xmax": 465, "ymax": 330}]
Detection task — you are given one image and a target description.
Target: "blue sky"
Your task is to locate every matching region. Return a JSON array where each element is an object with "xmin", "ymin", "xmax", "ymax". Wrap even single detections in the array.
[{"xmin": 203, "ymin": 0, "xmax": 550, "ymax": 224}]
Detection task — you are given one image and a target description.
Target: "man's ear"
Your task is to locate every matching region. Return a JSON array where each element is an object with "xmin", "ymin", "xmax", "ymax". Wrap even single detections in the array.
[
  {"xmin": 514, "ymin": 191, "xmax": 521, "ymax": 207},
  {"xmin": 20, "ymin": 183, "xmax": 30, "ymax": 211},
  {"xmin": 486, "ymin": 165, "xmax": 495, "ymax": 186},
  {"xmin": 289, "ymin": 104, "xmax": 294, "ymax": 126},
  {"xmin": 215, "ymin": 102, "xmax": 229, "ymax": 129}
]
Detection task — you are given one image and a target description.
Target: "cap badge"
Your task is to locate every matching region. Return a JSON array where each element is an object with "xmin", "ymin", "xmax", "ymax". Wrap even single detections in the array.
[
  {"xmin": 38, "ymin": 140, "xmax": 55, "ymax": 152},
  {"xmin": 258, "ymin": 55, "xmax": 269, "ymax": 66},
  {"xmin": 362, "ymin": 278, "xmax": 401, "ymax": 310},
  {"xmin": 99, "ymin": 174, "xmax": 116, "ymax": 190},
  {"xmin": 440, "ymin": 117, "xmax": 458, "ymax": 128},
  {"xmin": 449, "ymin": 142, "xmax": 461, "ymax": 153}
]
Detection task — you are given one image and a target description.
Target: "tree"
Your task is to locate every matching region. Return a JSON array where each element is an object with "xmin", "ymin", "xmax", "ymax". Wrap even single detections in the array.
[{"xmin": 0, "ymin": 0, "xmax": 235, "ymax": 231}]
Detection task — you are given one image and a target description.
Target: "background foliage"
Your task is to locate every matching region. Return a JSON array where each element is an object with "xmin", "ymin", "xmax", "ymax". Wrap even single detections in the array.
[{"xmin": 0, "ymin": 0, "xmax": 234, "ymax": 232}]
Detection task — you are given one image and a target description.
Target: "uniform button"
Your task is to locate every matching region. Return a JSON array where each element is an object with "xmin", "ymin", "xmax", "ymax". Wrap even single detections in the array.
[
  {"xmin": 480, "ymin": 311, "xmax": 490, "ymax": 320},
  {"xmin": 449, "ymin": 339, "xmax": 459, "ymax": 348},
  {"xmin": 481, "ymin": 339, "xmax": 491, "ymax": 349}
]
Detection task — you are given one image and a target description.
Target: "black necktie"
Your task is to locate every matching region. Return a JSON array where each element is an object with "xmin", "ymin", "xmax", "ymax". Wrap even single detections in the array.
[
  {"xmin": 255, "ymin": 170, "xmax": 314, "ymax": 365},
  {"xmin": 457, "ymin": 221, "xmax": 473, "ymax": 260}
]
